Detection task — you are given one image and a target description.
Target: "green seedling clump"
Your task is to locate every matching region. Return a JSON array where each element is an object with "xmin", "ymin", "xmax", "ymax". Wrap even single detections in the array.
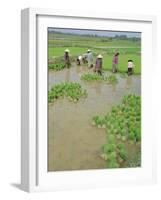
[
  {"xmin": 105, "ymin": 94, "xmax": 141, "ymax": 142},
  {"xmin": 48, "ymin": 62, "xmax": 66, "ymax": 71},
  {"xmin": 91, "ymin": 116, "xmax": 106, "ymax": 128},
  {"xmin": 127, "ymin": 150, "xmax": 141, "ymax": 167},
  {"xmin": 81, "ymin": 73, "xmax": 103, "ymax": 81},
  {"xmin": 107, "ymin": 75, "xmax": 118, "ymax": 84},
  {"xmin": 81, "ymin": 73, "xmax": 118, "ymax": 84},
  {"xmin": 48, "ymin": 82, "xmax": 87, "ymax": 103},
  {"xmin": 92, "ymin": 94, "xmax": 141, "ymax": 168}
]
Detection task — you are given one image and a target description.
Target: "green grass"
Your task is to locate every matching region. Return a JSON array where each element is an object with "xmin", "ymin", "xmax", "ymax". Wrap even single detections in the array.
[
  {"xmin": 48, "ymin": 33, "xmax": 141, "ymax": 48},
  {"xmin": 48, "ymin": 47, "xmax": 88, "ymax": 58},
  {"xmin": 103, "ymin": 54, "xmax": 141, "ymax": 74}
]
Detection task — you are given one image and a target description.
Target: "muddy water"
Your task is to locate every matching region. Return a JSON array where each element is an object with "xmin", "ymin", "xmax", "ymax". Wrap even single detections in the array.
[{"xmin": 48, "ymin": 65, "xmax": 141, "ymax": 171}]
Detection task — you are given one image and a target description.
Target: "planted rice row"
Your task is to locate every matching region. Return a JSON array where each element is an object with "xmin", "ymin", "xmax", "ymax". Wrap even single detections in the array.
[{"xmin": 81, "ymin": 73, "xmax": 118, "ymax": 84}]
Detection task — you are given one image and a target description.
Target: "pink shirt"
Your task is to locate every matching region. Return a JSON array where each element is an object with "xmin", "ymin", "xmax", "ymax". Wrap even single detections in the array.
[
  {"xmin": 112, "ymin": 55, "xmax": 118, "ymax": 64},
  {"xmin": 95, "ymin": 58, "xmax": 102, "ymax": 69}
]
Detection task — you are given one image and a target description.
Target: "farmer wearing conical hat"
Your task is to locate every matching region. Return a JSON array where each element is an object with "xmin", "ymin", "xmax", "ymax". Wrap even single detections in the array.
[
  {"xmin": 86, "ymin": 49, "xmax": 94, "ymax": 68},
  {"xmin": 64, "ymin": 49, "xmax": 71, "ymax": 68},
  {"xmin": 95, "ymin": 54, "xmax": 103, "ymax": 75}
]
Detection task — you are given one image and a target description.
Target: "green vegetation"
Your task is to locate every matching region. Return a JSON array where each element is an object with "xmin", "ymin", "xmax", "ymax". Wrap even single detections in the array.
[
  {"xmin": 48, "ymin": 31, "xmax": 141, "ymax": 169},
  {"xmin": 48, "ymin": 32, "xmax": 141, "ymax": 49},
  {"xmin": 107, "ymin": 75, "xmax": 118, "ymax": 84},
  {"xmin": 120, "ymin": 73, "xmax": 128, "ymax": 78},
  {"xmin": 81, "ymin": 73, "xmax": 105, "ymax": 81},
  {"xmin": 48, "ymin": 62, "xmax": 65, "ymax": 71},
  {"xmin": 92, "ymin": 94, "xmax": 141, "ymax": 168},
  {"xmin": 81, "ymin": 73, "xmax": 118, "ymax": 84},
  {"xmin": 48, "ymin": 47, "xmax": 88, "ymax": 58},
  {"xmin": 48, "ymin": 47, "xmax": 141, "ymax": 74},
  {"xmin": 101, "ymin": 137, "xmax": 127, "ymax": 168},
  {"xmin": 48, "ymin": 82, "xmax": 87, "ymax": 103},
  {"xmin": 103, "ymin": 54, "xmax": 141, "ymax": 74},
  {"xmin": 127, "ymin": 150, "xmax": 141, "ymax": 167},
  {"xmin": 48, "ymin": 31, "xmax": 141, "ymax": 74}
]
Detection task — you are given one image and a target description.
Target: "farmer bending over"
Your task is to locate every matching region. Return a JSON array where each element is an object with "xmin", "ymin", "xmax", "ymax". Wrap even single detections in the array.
[
  {"xmin": 64, "ymin": 49, "xmax": 70, "ymax": 68},
  {"xmin": 76, "ymin": 55, "xmax": 82, "ymax": 65},
  {"xmin": 127, "ymin": 60, "xmax": 135, "ymax": 75},
  {"xmin": 112, "ymin": 52, "xmax": 119, "ymax": 73},
  {"xmin": 87, "ymin": 49, "xmax": 94, "ymax": 68},
  {"xmin": 82, "ymin": 53, "xmax": 88, "ymax": 64},
  {"xmin": 95, "ymin": 54, "xmax": 103, "ymax": 75}
]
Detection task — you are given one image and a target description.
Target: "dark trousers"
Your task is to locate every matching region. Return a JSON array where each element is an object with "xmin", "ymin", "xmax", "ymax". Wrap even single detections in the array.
[
  {"xmin": 127, "ymin": 68, "xmax": 133, "ymax": 75},
  {"xmin": 98, "ymin": 70, "xmax": 102, "ymax": 75},
  {"xmin": 76, "ymin": 59, "xmax": 80, "ymax": 65},
  {"xmin": 65, "ymin": 60, "xmax": 70, "ymax": 68}
]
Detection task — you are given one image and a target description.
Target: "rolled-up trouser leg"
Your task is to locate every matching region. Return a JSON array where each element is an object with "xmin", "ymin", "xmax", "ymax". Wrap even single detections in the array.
[
  {"xmin": 112, "ymin": 64, "xmax": 116, "ymax": 73},
  {"xmin": 115, "ymin": 64, "xmax": 118, "ymax": 72}
]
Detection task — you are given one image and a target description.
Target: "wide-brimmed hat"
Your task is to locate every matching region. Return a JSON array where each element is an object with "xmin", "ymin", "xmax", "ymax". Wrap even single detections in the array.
[
  {"xmin": 97, "ymin": 54, "xmax": 103, "ymax": 58},
  {"xmin": 65, "ymin": 49, "xmax": 70, "ymax": 52},
  {"xmin": 87, "ymin": 49, "xmax": 91, "ymax": 52}
]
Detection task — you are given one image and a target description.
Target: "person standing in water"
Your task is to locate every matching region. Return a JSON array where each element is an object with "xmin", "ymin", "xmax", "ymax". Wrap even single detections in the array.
[
  {"xmin": 127, "ymin": 59, "xmax": 135, "ymax": 75},
  {"xmin": 95, "ymin": 54, "xmax": 103, "ymax": 75},
  {"xmin": 64, "ymin": 49, "xmax": 70, "ymax": 68},
  {"xmin": 112, "ymin": 52, "xmax": 119, "ymax": 73},
  {"xmin": 86, "ymin": 49, "xmax": 94, "ymax": 68}
]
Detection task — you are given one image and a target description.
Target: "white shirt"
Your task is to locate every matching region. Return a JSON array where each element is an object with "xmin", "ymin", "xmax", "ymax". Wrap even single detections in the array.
[
  {"xmin": 128, "ymin": 61, "xmax": 134, "ymax": 68},
  {"xmin": 78, "ymin": 56, "xmax": 82, "ymax": 60},
  {"xmin": 87, "ymin": 52, "xmax": 93, "ymax": 62}
]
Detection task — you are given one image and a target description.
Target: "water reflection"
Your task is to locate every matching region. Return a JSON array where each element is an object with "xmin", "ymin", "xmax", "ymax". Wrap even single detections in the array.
[
  {"xmin": 93, "ymin": 82, "xmax": 102, "ymax": 95},
  {"xmin": 65, "ymin": 68, "xmax": 70, "ymax": 82},
  {"xmin": 48, "ymin": 66, "xmax": 141, "ymax": 171},
  {"xmin": 126, "ymin": 76, "xmax": 133, "ymax": 89},
  {"xmin": 111, "ymin": 83, "xmax": 117, "ymax": 92}
]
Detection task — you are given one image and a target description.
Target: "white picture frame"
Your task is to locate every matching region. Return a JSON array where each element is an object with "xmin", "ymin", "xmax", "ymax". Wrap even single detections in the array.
[{"xmin": 21, "ymin": 8, "xmax": 157, "ymax": 192}]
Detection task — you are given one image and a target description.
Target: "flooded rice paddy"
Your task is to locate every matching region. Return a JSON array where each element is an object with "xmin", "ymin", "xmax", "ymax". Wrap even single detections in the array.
[{"xmin": 48, "ymin": 65, "xmax": 141, "ymax": 171}]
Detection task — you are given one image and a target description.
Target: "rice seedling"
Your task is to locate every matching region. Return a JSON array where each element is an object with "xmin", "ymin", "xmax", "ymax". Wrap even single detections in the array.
[
  {"xmin": 107, "ymin": 75, "xmax": 118, "ymax": 84},
  {"xmin": 48, "ymin": 62, "xmax": 66, "ymax": 71},
  {"xmin": 127, "ymin": 150, "xmax": 141, "ymax": 167},
  {"xmin": 100, "ymin": 153, "xmax": 108, "ymax": 161},
  {"xmin": 108, "ymin": 159, "xmax": 119, "ymax": 168},
  {"xmin": 91, "ymin": 116, "xmax": 106, "ymax": 128},
  {"xmin": 92, "ymin": 94, "xmax": 141, "ymax": 168},
  {"xmin": 48, "ymin": 82, "xmax": 87, "ymax": 103},
  {"xmin": 120, "ymin": 73, "xmax": 128, "ymax": 78},
  {"xmin": 81, "ymin": 73, "xmax": 103, "ymax": 81},
  {"xmin": 81, "ymin": 73, "xmax": 118, "ymax": 84},
  {"xmin": 119, "ymin": 148, "xmax": 127, "ymax": 161},
  {"xmin": 102, "ymin": 143, "xmax": 116, "ymax": 154}
]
